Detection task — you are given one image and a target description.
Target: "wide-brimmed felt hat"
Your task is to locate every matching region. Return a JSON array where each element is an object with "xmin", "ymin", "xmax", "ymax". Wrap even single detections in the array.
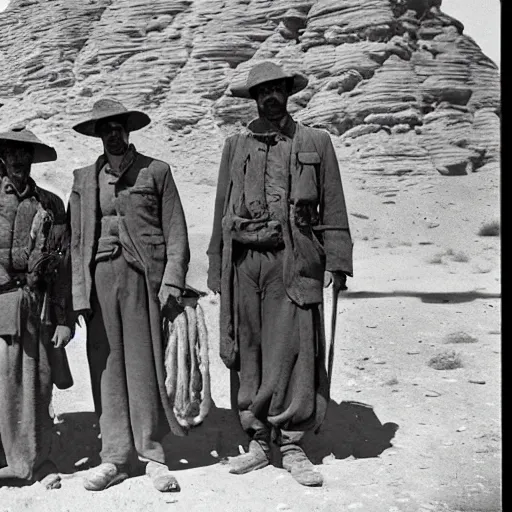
[
  {"xmin": 230, "ymin": 61, "xmax": 309, "ymax": 99},
  {"xmin": 0, "ymin": 127, "xmax": 57, "ymax": 163},
  {"xmin": 72, "ymin": 98, "xmax": 151, "ymax": 137}
]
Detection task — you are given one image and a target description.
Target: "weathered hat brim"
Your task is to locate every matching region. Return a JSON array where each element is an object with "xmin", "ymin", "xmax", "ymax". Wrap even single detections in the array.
[
  {"xmin": 230, "ymin": 72, "xmax": 309, "ymax": 99},
  {"xmin": 72, "ymin": 110, "xmax": 151, "ymax": 137},
  {"xmin": 0, "ymin": 134, "xmax": 57, "ymax": 164}
]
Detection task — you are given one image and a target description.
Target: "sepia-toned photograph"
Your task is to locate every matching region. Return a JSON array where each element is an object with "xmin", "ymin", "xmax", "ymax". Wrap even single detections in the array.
[{"xmin": 0, "ymin": 0, "xmax": 500, "ymax": 511}]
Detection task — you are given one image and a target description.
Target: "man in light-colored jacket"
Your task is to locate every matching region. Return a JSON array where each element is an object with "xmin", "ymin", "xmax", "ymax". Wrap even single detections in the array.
[{"xmin": 69, "ymin": 99, "xmax": 190, "ymax": 492}]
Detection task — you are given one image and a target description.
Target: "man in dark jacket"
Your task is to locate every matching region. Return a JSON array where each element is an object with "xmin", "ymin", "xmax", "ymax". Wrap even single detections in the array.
[
  {"xmin": 0, "ymin": 128, "xmax": 73, "ymax": 489},
  {"xmin": 69, "ymin": 99, "xmax": 190, "ymax": 492},
  {"xmin": 207, "ymin": 62, "xmax": 353, "ymax": 487}
]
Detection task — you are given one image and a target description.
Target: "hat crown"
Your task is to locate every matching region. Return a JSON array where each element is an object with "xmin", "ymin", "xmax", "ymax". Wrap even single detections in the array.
[
  {"xmin": 91, "ymin": 98, "xmax": 128, "ymax": 117},
  {"xmin": 229, "ymin": 60, "xmax": 308, "ymax": 99},
  {"xmin": 247, "ymin": 61, "xmax": 288, "ymax": 91}
]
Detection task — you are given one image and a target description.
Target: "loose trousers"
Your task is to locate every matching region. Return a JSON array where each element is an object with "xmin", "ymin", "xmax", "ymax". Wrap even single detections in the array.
[
  {"xmin": 235, "ymin": 248, "xmax": 322, "ymax": 444},
  {"xmin": 89, "ymin": 254, "xmax": 167, "ymax": 466}
]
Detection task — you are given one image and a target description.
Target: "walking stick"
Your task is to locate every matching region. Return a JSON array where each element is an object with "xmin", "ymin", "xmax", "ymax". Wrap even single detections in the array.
[
  {"xmin": 315, "ymin": 276, "xmax": 344, "ymax": 435},
  {"xmin": 327, "ymin": 277, "xmax": 343, "ymax": 395}
]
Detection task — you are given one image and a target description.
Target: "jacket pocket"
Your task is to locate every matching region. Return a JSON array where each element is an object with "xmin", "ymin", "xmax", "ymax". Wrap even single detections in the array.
[
  {"xmin": 142, "ymin": 233, "xmax": 165, "ymax": 264},
  {"xmin": 130, "ymin": 185, "xmax": 156, "ymax": 196},
  {"xmin": 289, "ymin": 221, "xmax": 325, "ymax": 284},
  {"xmin": 129, "ymin": 185, "xmax": 160, "ymax": 223},
  {"xmin": 290, "ymin": 203, "xmax": 325, "ymax": 278},
  {"xmin": 144, "ymin": 233, "xmax": 165, "ymax": 245},
  {"xmin": 130, "ymin": 186, "xmax": 159, "ymax": 203},
  {"xmin": 293, "ymin": 151, "xmax": 320, "ymax": 204},
  {"xmin": 298, "ymin": 152, "xmax": 321, "ymax": 166}
]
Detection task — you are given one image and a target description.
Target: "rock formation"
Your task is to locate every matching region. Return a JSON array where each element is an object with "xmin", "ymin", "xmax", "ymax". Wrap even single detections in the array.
[{"xmin": 0, "ymin": 0, "xmax": 500, "ymax": 187}]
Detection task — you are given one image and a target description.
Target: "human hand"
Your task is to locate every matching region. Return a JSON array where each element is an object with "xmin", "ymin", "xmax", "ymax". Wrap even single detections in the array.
[
  {"xmin": 207, "ymin": 257, "xmax": 221, "ymax": 295},
  {"xmin": 323, "ymin": 271, "xmax": 348, "ymax": 291},
  {"xmin": 159, "ymin": 285, "xmax": 183, "ymax": 307},
  {"xmin": 52, "ymin": 325, "xmax": 72, "ymax": 348},
  {"xmin": 207, "ymin": 276, "xmax": 220, "ymax": 295},
  {"xmin": 159, "ymin": 284, "xmax": 185, "ymax": 314}
]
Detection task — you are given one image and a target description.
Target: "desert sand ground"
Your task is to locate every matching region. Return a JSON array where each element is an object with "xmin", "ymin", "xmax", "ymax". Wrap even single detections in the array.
[{"xmin": 0, "ymin": 128, "xmax": 501, "ymax": 512}]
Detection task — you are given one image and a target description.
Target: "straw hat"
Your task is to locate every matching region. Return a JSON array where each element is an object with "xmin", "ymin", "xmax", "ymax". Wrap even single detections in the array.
[
  {"xmin": 0, "ymin": 127, "xmax": 57, "ymax": 163},
  {"xmin": 229, "ymin": 61, "xmax": 308, "ymax": 99},
  {"xmin": 72, "ymin": 98, "xmax": 151, "ymax": 137}
]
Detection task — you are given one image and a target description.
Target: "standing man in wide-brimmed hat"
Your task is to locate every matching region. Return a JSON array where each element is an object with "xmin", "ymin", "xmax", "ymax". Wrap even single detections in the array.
[
  {"xmin": 0, "ymin": 127, "xmax": 73, "ymax": 489},
  {"xmin": 207, "ymin": 61, "xmax": 353, "ymax": 486},
  {"xmin": 69, "ymin": 99, "xmax": 190, "ymax": 492}
]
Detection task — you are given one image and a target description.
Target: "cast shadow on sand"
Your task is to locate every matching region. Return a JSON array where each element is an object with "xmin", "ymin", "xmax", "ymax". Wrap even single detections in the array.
[
  {"xmin": 48, "ymin": 400, "xmax": 398, "ymax": 475},
  {"xmin": 165, "ymin": 398, "xmax": 399, "ymax": 469},
  {"xmin": 344, "ymin": 290, "xmax": 500, "ymax": 304},
  {"xmin": 50, "ymin": 412, "xmax": 102, "ymax": 474}
]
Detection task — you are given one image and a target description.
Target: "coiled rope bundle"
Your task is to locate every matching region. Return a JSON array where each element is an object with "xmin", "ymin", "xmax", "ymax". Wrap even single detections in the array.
[{"xmin": 163, "ymin": 293, "xmax": 212, "ymax": 428}]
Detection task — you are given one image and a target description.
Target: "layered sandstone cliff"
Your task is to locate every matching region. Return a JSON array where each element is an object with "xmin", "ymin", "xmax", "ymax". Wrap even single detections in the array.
[{"xmin": 0, "ymin": 0, "xmax": 500, "ymax": 185}]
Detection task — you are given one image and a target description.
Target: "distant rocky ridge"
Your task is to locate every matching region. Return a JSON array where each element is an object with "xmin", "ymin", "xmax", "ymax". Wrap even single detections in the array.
[{"xmin": 0, "ymin": 0, "xmax": 500, "ymax": 185}]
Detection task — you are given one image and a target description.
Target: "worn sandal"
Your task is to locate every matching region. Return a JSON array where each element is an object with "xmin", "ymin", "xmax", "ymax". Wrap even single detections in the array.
[
  {"xmin": 33, "ymin": 460, "xmax": 62, "ymax": 490},
  {"xmin": 39, "ymin": 473, "xmax": 62, "ymax": 490},
  {"xmin": 146, "ymin": 461, "xmax": 180, "ymax": 492},
  {"xmin": 83, "ymin": 463, "xmax": 128, "ymax": 491}
]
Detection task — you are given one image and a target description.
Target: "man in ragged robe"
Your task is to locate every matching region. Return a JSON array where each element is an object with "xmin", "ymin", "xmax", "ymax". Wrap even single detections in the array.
[
  {"xmin": 0, "ymin": 128, "xmax": 73, "ymax": 489},
  {"xmin": 207, "ymin": 62, "xmax": 353, "ymax": 487}
]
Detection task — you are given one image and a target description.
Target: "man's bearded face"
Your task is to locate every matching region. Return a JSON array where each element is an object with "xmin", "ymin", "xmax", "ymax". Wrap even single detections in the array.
[
  {"xmin": 254, "ymin": 79, "xmax": 290, "ymax": 122},
  {"xmin": 97, "ymin": 119, "xmax": 129, "ymax": 156},
  {"xmin": 1, "ymin": 143, "xmax": 33, "ymax": 188}
]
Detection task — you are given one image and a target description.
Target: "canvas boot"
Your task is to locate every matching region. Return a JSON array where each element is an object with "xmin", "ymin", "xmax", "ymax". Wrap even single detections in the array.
[
  {"xmin": 228, "ymin": 438, "xmax": 271, "ymax": 475},
  {"xmin": 280, "ymin": 444, "xmax": 323, "ymax": 487}
]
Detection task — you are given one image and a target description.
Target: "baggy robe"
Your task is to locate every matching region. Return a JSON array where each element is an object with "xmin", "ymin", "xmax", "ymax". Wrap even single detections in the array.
[
  {"xmin": 207, "ymin": 118, "xmax": 353, "ymax": 434},
  {"xmin": 0, "ymin": 179, "xmax": 71, "ymax": 481},
  {"xmin": 0, "ymin": 289, "xmax": 53, "ymax": 480}
]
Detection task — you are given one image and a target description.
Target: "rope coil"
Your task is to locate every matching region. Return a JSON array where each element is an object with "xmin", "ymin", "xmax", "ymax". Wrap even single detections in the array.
[{"xmin": 163, "ymin": 302, "xmax": 212, "ymax": 428}]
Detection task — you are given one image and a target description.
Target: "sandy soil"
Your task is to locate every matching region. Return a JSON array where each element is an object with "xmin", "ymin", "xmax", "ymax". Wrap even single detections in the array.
[{"xmin": 0, "ymin": 131, "xmax": 501, "ymax": 512}]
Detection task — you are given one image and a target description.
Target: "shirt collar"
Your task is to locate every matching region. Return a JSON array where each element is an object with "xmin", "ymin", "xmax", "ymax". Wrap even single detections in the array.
[
  {"xmin": 100, "ymin": 144, "xmax": 138, "ymax": 179},
  {"xmin": 2, "ymin": 175, "xmax": 38, "ymax": 200},
  {"xmin": 247, "ymin": 115, "xmax": 296, "ymax": 140}
]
